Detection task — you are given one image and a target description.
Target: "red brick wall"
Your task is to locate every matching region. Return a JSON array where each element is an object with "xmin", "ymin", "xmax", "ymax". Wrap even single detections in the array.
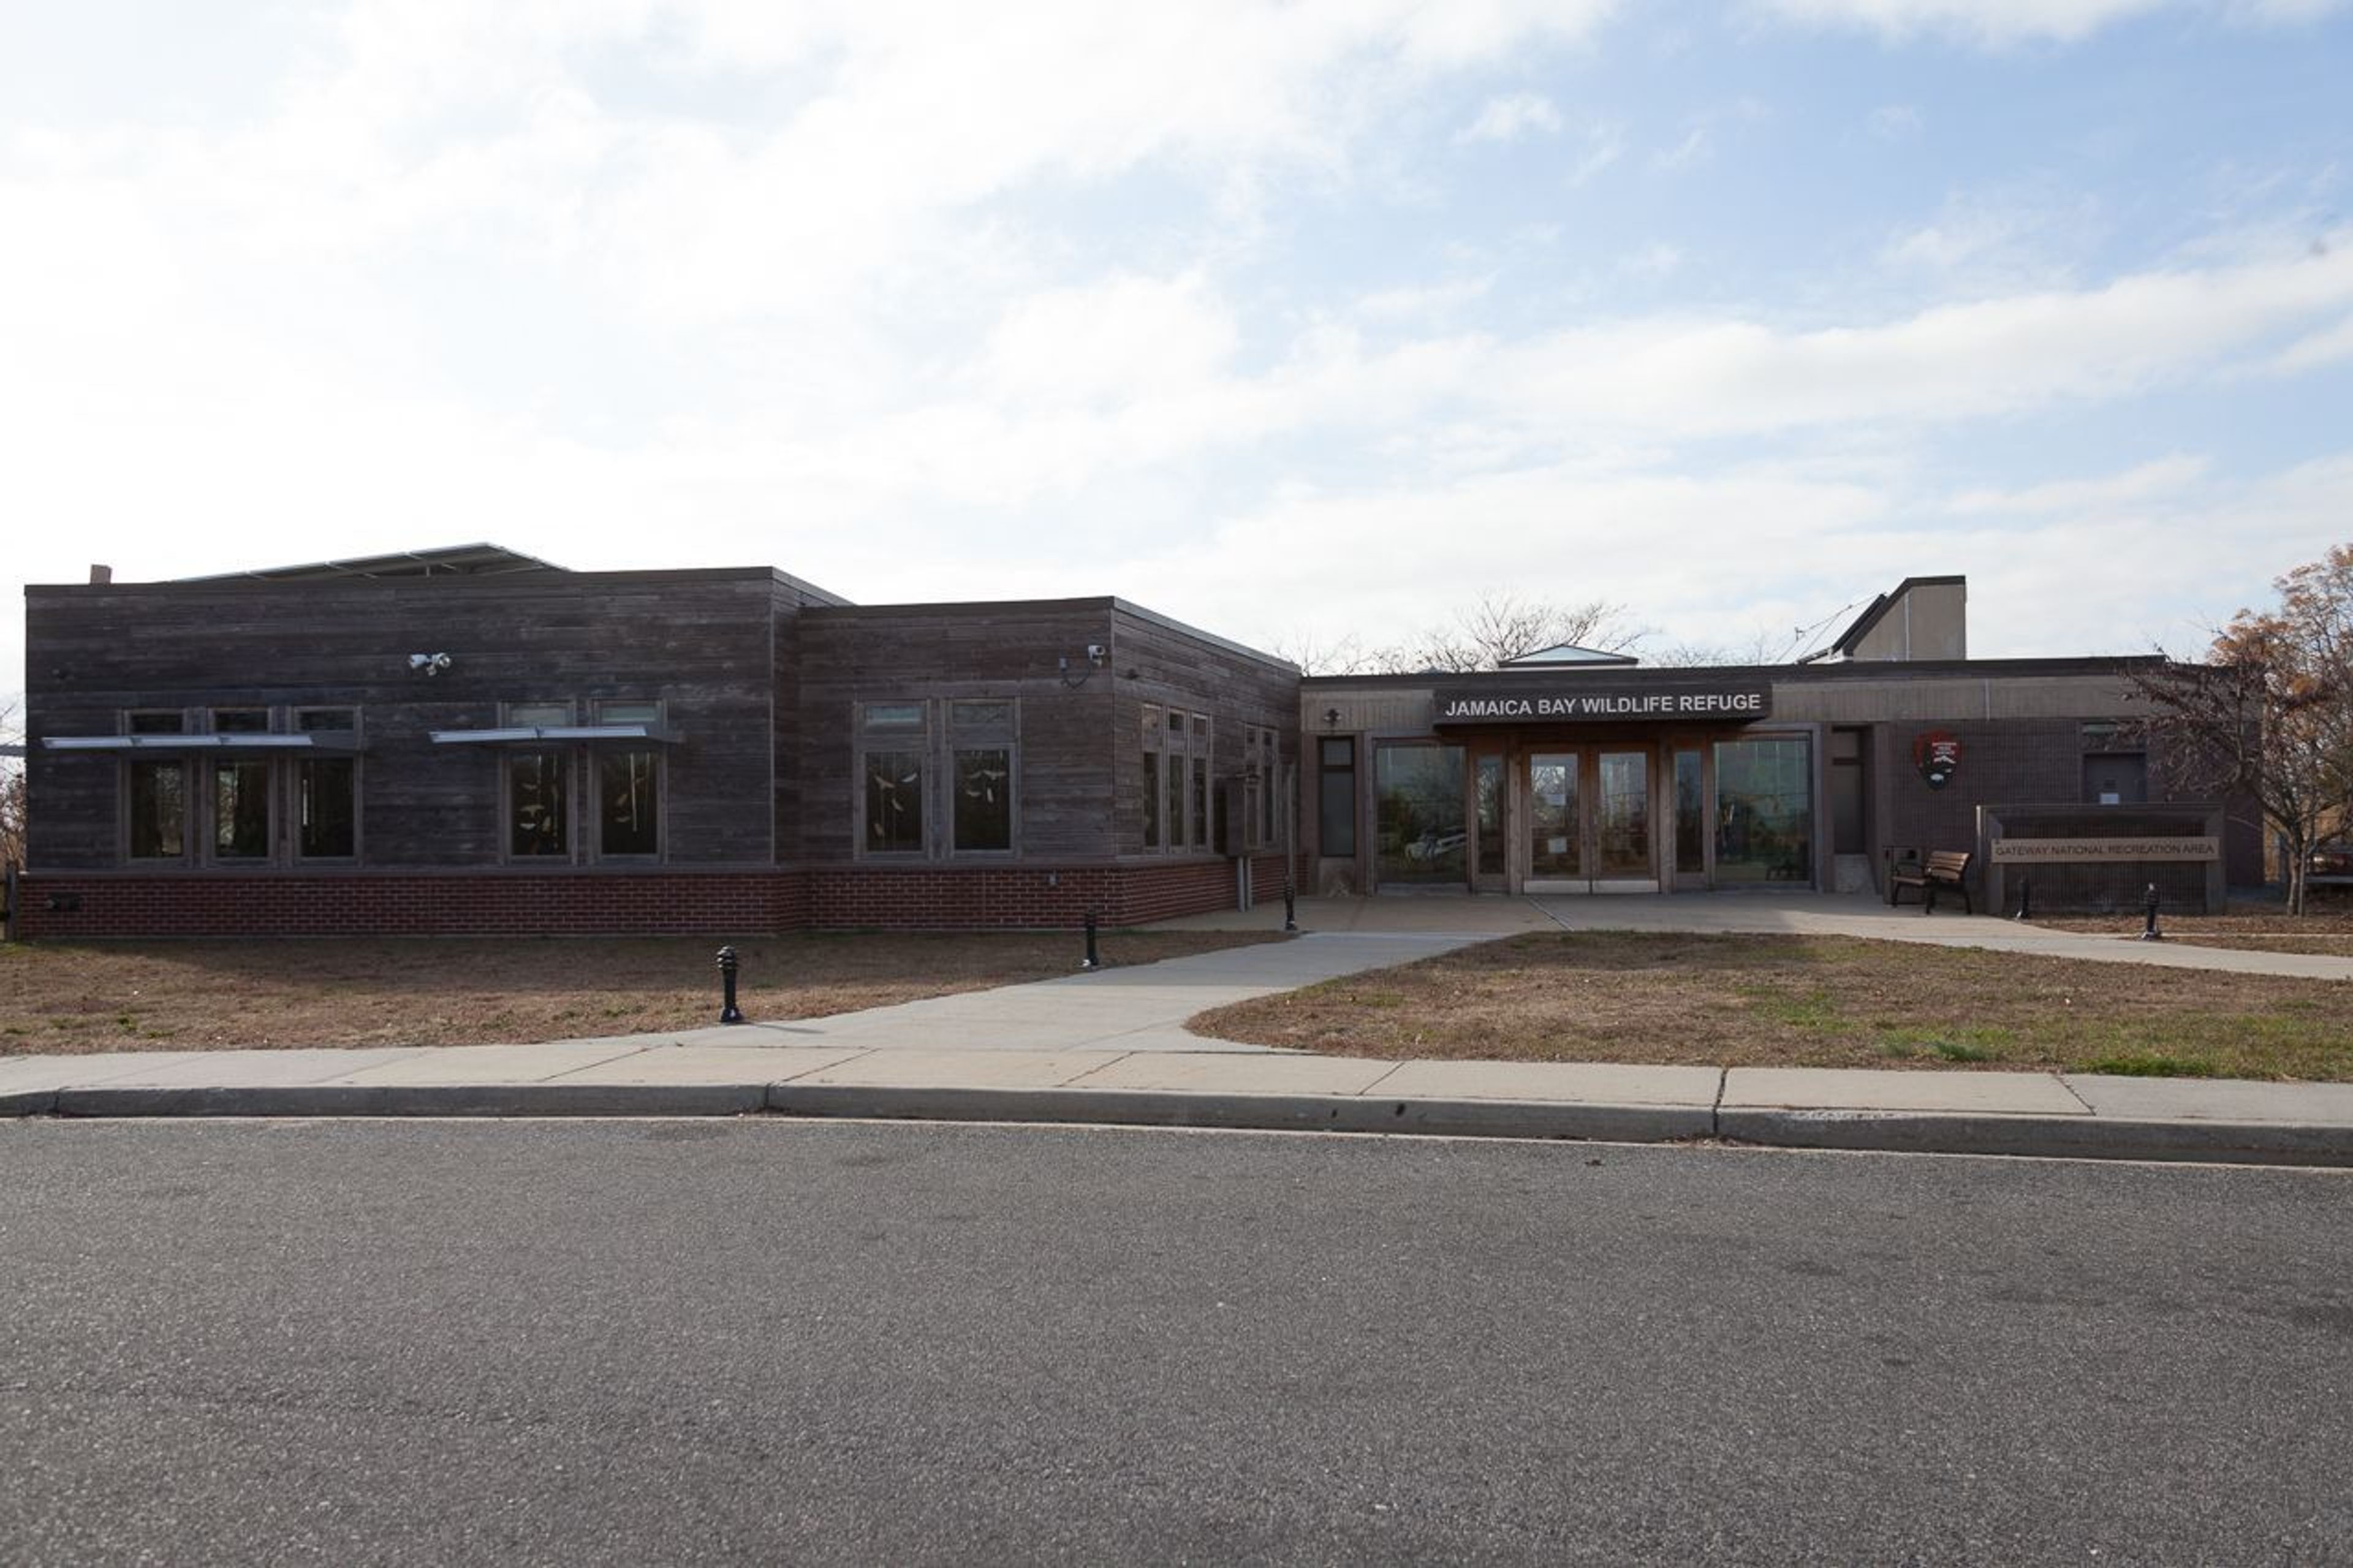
[
  {"xmin": 808, "ymin": 854, "xmax": 1291, "ymax": 930},
  {"xmin": 11, "ymin": 871, "xmax": 806, "ymax": 941},
  {"xmin": 9, "ymin": 855, "xmax": 1294, "ymax": 939}
]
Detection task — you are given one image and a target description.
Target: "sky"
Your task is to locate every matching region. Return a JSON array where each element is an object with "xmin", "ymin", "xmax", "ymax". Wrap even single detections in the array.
[{"xmin": 5, "ymin": 0, "xmax": 2352, "ymax": 705}]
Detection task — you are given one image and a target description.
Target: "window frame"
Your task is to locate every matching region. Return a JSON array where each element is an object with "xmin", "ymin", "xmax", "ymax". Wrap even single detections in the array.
[
  {"xmin": 203, "ymin": 708, "xmax": 276, "ymax": 866},
  {"xmin": 591, "ymin": 700, "xmax": 666, "ymax": 861},
  {"xmin": 854, "ymin": 698, "xmax": 1022, "ymax": 860},
  {"xmin": 502, "ymin": 701, "xmax": 577, "ymax": 863},
  {"xmin": 119, "ymin": 710, "xmax": 191, "ymax": 863},
  {"xmin": 293, "ymin": 708, "xmax": 362, "ymax": 862}
]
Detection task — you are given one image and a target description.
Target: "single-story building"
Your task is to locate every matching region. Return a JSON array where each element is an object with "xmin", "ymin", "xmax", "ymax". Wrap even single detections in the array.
[{"xmin": 7, "ymin": 554, "xmax": 2256, "ymax": 937}]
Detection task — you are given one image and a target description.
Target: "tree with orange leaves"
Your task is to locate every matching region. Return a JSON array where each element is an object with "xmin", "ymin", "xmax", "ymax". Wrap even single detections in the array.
[{"xmin": 2131, "ymin": 545, "xmax": 2353, "ymax": 914}]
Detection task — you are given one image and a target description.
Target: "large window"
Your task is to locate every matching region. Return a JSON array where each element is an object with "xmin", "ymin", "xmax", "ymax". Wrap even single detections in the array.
[
  {"xmin": 116, "ymin": 706, "xmax": 362, "ymax": 865},
  {"xmin": 859, "ymin": 699, "xmax": 1019, "ymax": 858},
  {"xmin": 951, "ymin": 700, "xmax": 1015, "ymax": 854},
  {"xmin": 296, "ymin": 709, "xmax": 358, "ymax": 860},
  {"xmin": 125, "ymin": 712, "xmax": 187, "ymax": 861},
  {"xmin": 1376, "ymin": 743, "xmax": 1466, "ymax": 885},
  {"xmin": 1139, "ymin": 703, "xmax": 1210, "ymax": 853},
  {"xmin": 506, "ymin": 702, "xmax": 574, "ymax": 859},
  {"xmin": 1713, "ymin": 737, "xmax": 1813, "ymax": 884},
  {"xmin": 1243, "ymin": 724, "xmax": 1284, "ymax": 850},
  {"xmin": 209, "ymin": 709, "xmax": 271, "ymax": 861},
  {"xmin": 596, "ymin": 701, "xmax": 662, "ymax": 857}
]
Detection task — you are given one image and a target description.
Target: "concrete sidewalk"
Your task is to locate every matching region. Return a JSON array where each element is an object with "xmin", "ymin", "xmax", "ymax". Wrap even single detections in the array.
[
  {"xmin": 5, "ymin": 1040, "xmax": 2352, "ymax": 1167},
  {"xmin": 1162, "ymin": 889, "xmax": 2353, "ymax": 981}
]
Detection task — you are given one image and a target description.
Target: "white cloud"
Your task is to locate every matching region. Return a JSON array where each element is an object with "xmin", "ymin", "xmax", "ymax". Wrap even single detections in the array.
[
  {"xmin": 1759, "ymin": 0, "xmax": 2347, "ymax": 43},
  {"xmin": 1458, "ymin": 91, "xmax": 1563, "ymax": 143},
  {"xmin": 2267, "ymin": 310, "xmax": 2353, "ymax": 373}
]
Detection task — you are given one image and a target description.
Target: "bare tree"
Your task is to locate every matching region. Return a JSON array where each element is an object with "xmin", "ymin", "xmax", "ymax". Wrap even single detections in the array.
[
  {"xmin": 1376, "ymin": 591, "xmax": 1640, "ymax": 674},
  {"xmin": 0, "ymin": 699, "xmax": 24, "ymax": 876},
  {"xmin": 1267, "ymin": 632, "xmax": 1382, "ymax": 677},
  {"xmin": 1643, "ymin": 626, "xmax": 1787, "ymax": 668},
  {"xmin": 2126, "ymin": 543, "xmax": 2353, "ymax": 914}
]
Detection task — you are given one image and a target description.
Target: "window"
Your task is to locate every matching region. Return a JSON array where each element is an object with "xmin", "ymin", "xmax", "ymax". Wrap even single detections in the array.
[
  {"xmin": 1238, "ymin": 723, "xmax": 1284, "ymax": 851},
  {"xmin": 1191, "ymin": 714, "xmax": 1211, "ymax": 848},
  {"xmin": 208, "ymin": 710, "xmax": 272, "ymax": 861},
  {"xmin": 295, "ymin": 710, "xmax": 357, "ymax": 860},
  {"xmin": 1318, "ymin": 737, "xmax": 1356, "ymax": 858},
  {"xmin": 509, "ymin": 751, "xmax": 570, "ymax": 857},
  {"xmin": 124, "ymin": 711, "xmax": 187, "ymax": 860},
  {"xmin": 950, "ymin": 701, "xmax": 1015, "ymax": 854},
  {"xmin": 1142, "ymin": 706, "xmax": 1163, "ymax": 850},
  {"xmin": 596, "ymin": 702, "xmax": 662, "ymax": 857},
  {"xmin": 858, "ymin": 699, "xmax": 1020, "ymax": 858},
  {"xmin": 1140, "ymin": 705, "xmax": 1210, "ymax": 853},
  {"xmin": 506, "ymin": 703, "xmax": 574, "ymax": 858}
]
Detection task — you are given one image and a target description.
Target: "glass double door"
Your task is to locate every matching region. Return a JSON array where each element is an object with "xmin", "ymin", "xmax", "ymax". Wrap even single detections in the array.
[{"xmin": 1524, "ymin": 748, "xmax": 1656, "ymax": 893}]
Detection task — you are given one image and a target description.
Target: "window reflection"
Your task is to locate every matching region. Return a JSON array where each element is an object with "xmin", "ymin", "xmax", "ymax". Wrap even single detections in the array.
[{"xmin": 1713, "ymin": 738, "xmax": 1811, "ymax": 884}]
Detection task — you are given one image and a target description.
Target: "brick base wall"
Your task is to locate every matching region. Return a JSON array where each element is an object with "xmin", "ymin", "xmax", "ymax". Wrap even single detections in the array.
[
  {"xmin": 9, "ymin": 855, "xmax": 1298, "ymax": 939},
  {"xmin": 10, "ymin": 871, "xmax": 805, "ymax": 941}
]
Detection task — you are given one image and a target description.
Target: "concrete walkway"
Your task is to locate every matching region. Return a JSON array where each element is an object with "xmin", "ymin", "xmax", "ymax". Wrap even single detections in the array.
[
  {"xmin": 1165, "ymin": 889, "xmax": 2353, "ymax": 981},
  {"xmin": 4, "ymin": 891, "xmax": 2349, "ymax": 1165}
]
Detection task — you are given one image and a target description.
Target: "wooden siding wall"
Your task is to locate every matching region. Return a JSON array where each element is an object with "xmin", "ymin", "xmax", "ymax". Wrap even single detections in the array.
[
  {"xmin": 1110, "ymin": 605, "xmax": 1300, "ymax": 858},
  {"xmin": 25, "ymin": 570, "xmax": 787, "ymax": 871},
  {"xmin": 793, "ymin": 603, "xmax": 1123, "ymax": 862}
]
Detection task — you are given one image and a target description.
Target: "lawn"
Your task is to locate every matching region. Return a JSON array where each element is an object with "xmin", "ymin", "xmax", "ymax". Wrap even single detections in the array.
[
  {"xmin": 2040, "ymin": 895, "xmax": 2353, "ymax": 958},
  {"xmin": 0, "ymin": 930, "xmax": 1286, "ymax": 1055},
  {"xmin": 1191, "ymin": 931, "xmax": 2353, "ymax": 1081}
]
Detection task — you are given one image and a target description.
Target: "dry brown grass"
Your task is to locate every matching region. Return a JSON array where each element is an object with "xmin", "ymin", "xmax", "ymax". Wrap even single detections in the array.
[
  {"xmin": 0, "ymin": 930, "xmax": 1286, "ymax": 1055},
  {"xmin": 1192, "ymin": 931, "xmax": 2353, "ymax": 1081},
  {"xmin": 2039, "ymin": 893, "xmax": 2353, "ymax": 958}
]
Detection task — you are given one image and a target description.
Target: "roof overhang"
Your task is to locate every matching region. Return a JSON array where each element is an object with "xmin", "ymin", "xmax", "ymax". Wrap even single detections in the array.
[
  {"xmin": 428, "ymin": 724, "xmax": 683, "ymax": 746},
  {"xmin": 40, "ymin": 733, "xmax": 362, "ymax": 754}
]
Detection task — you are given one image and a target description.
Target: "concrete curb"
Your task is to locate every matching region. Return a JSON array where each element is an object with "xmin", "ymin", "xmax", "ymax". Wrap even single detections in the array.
[
  {"xmin": 1718, "ymin": 1108, "xmax": 2353, "ymax": 1167},
  {"xmin": 767, "ymin": 1083, "xmax": 1715, "ymax": 1144},
  {"xmin": 52, "ymin": 1082, "xmax": 771, "ymax": 1119},
  {"xmin": 16, "ymin": 1077, "xmax": 2353, "ymax": 1167}
]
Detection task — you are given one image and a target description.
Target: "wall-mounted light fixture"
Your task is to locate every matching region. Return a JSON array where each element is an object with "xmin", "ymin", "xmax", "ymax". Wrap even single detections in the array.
[{"xmin": 1323, "ymin": 707, "xmax": 1342, "ymax": 730}]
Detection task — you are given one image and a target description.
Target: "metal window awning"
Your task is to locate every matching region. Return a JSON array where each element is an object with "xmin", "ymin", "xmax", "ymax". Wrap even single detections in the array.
[
  {"xmin": 428, "ymin": 724, "xmax": 683, "ymax": 746},
  {"xmin": 41, "ymin": 732, "xmax": 362, "ymax": 754}
]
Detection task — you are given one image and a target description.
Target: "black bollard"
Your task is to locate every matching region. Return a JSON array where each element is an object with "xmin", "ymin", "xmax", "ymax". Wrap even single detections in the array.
[
  {"xmin": 2138, "ymin": 882, "xmax": 2164, "ymax": 942},
  {"xmin": 716, "ymin": 945, "xmax": 745, "ymax": 1023},
  {"xmin": 2012, "ymin": 875, "xmax": 2031, "ymax": 922},
  {"xmin": 1081, "ymin": 910, "xmax": 1101, "ymax": 971},
  {"xmin": 1283, "ymin": 874, "xmax": 1298, "ymax": 933}
]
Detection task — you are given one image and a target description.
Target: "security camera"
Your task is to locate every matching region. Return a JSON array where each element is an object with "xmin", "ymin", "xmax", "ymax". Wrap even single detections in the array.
[
  {"xmin": 407, "ymin": 653, "xmax": 453, "ymax": 675},
  {"xmin": 1086, "ymin": 644, "xmax": 1107, "ymax": 664}
]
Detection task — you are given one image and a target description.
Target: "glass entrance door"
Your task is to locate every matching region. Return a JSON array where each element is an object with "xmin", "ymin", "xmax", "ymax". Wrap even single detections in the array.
[
  {"xmin": 1525, "ymin": 752, "xmax": 1580, "ymax": 890},
  {"xmin": 1593, "ymin": 751, "xmax": 1654, "ymax": 890},
  {"xmin": 1522, "ymin": 748, "xmax": 1659, "ymax": 893}
]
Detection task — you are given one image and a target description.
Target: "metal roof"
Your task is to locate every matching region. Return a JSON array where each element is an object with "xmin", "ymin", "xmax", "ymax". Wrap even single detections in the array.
[
  {"xmin": 1498, "ymin": 643, "xmax": 1640, "ymax": 668},
  {"xmin": 177, "ymin": 543, "xmax": 564, "ymax": 583}
]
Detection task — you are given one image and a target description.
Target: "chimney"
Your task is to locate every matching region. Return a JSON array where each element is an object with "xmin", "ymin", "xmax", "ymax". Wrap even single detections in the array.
[{"xmin": 89, "ymin": 564, "xmax": 113, "ymax": 585}]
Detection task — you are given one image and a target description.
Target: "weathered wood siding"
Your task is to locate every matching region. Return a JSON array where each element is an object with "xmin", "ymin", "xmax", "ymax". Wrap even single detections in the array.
[
  {"xmin": 794, "ymin": 601, "xmax": 1123, "ymax": 862},
  {"xmin": 1109, "ymin": 602, "xmax": 1299, "ymax": 858},
  {"xmin": 25, "ymin": 569, "xmax": 786, "ymax": 871}
]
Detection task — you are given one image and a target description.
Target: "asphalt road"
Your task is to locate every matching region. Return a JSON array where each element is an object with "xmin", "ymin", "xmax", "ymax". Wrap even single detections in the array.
[{"xmin": 2, "ymin": 1119, "xmax": 2349, "ymax": 1567}]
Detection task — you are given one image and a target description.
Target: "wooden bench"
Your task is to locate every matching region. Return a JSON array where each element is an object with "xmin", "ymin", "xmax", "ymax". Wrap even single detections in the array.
[{"xmin": 1889, "ymin": 850, "xmax": 1973, "ymax": 914}]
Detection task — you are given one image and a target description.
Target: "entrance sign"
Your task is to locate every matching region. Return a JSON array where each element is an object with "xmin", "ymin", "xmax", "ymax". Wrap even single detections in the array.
[
  {"xmin": 1990, "ymin": 838, "xmax": 2220, "ymax": 863},
  {"xmin": 1914, "ymin": 730, "xmax": 1961, "ymax": 789},
  {"xmin": 1435, "ymin": 682, "xmax": 1770, "ymax": 725}
]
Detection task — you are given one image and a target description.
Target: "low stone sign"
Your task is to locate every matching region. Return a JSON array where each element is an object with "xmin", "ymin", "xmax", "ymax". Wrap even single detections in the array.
[{"xmin": 1989, "ymin": 837, "xmax": 2220, "ymax": 863}]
